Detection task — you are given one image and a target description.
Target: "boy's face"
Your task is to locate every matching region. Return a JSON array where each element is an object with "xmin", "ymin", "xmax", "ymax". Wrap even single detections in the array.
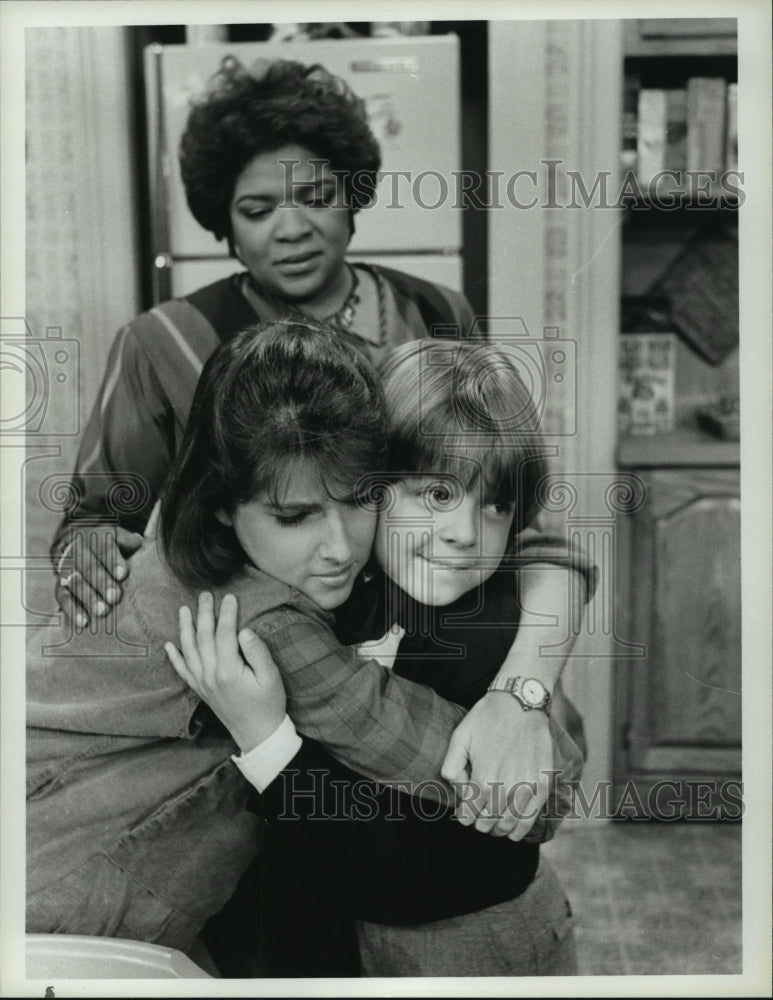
[{"xmin": 374, "ymin": 475, "xmax": 515, "ymax": 606}]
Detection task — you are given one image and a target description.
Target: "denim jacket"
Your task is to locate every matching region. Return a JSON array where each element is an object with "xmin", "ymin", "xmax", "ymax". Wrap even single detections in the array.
[
  {"xmin": 26, "ymin": 536, "xmax": 470, "ymax": 949},
  {"xmin": 26, "ymin": 541, "xmax": 307, "ymax": 949}
]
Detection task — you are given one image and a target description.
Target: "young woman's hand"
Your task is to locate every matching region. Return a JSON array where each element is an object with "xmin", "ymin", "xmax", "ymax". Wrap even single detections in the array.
[
  {"xmin": 55, "ymin": 525, "xmax": 144, "ymax": 628},
  {"xmin": 165, "ymin": 592, "xmax": 287, "ymax": 754}
]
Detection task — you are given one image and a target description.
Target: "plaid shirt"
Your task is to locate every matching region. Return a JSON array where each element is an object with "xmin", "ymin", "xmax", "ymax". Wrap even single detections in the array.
[
  {"xmin": 248, "ymin": 609, "xmax": 465, "ymax": 790},
  {"xmin": 30, "ymin": 540, "xmax": 468, "ymax": 802}
]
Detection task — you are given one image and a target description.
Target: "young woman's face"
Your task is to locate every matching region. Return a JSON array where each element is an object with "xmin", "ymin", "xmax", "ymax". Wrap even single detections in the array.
[
  {"xmin": 229, "ymin": 143, "xmax": 352, "ymax": 306},
  {"xmin": 374, "ymin": 476, "xmax": 515, "ymax": 606},
  {"xmin": 222, "ymin": 462, "xmax": 376, "ymax": 611}
]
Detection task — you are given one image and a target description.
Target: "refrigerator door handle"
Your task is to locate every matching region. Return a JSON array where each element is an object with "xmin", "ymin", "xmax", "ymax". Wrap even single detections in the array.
[{"xmin": 144, "ymin": 44, "xmax": 173, "ymax": 302}]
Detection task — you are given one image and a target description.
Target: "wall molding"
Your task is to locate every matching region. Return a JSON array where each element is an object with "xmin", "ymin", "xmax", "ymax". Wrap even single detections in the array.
[
  {"xmin": 26, "ymin": 26, "xmax": 141, "ymax": 425},
  {"xmin": 489, "ymin": 19, "xmax": 624, "ymax": 789}
]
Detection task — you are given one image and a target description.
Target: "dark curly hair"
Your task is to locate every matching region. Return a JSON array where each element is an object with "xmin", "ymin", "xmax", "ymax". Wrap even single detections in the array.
[{"xmin": 179, "ymin": 56, "xmax": 382, "ymax": 248}]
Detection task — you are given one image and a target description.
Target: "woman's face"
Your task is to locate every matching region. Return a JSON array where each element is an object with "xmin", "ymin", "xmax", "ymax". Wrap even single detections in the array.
[
  {"xmin": 374, "ymin": 476, "xmax": 515, "ymax": 606},
  {"xmin": 229, "ymin": 143, "xmax": 352, "ymax": 306},
  {"xmin": 221, "ymin": 461, "xmax": 376, "ymax": 611}
]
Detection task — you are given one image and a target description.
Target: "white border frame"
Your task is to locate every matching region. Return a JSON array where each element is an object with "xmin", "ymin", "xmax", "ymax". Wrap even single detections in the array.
[{"xmin": 2, "ymin": 2, "xmax": 770, "ymax": 997}]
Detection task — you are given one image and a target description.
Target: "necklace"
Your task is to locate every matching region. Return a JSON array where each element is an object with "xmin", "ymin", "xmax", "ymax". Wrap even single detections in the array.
[
  {"xmin": 247, "ymin": 264, "xmax": 360, "ymax": 331},
  {"xmin": 327, "ymin": 264, "xmax": 361, "ymax": 331},
  {"xmin": 243, "ymin": 263, "xmax": 387, "ymax": 347}
]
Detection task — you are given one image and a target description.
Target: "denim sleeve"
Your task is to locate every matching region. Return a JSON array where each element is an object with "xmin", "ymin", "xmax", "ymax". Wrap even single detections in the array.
[{"xmin": 26, "ymin": 618, "xmax": 200, "ymax": 741}]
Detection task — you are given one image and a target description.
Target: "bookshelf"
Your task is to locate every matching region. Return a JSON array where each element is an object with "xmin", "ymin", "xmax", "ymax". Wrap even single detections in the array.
[
  {"xmin": 612, "ymin": 20, "xmax": 741, "ymax": 815},
  {"xmin": 623, "ymin": 17, "xmax": 737, "ymax": 57},
  {"xmin": 617, "ymin": 23, "xmax": 738, "ymax": 454}
]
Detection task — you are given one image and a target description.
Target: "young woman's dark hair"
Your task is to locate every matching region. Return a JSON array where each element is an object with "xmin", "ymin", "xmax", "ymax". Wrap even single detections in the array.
[
  {"xmin": 179, "ymin": 56, "xmax": 382, "ymax": 247},
  {"xmin": 159, "ymin": 320, "xmax": 387, "ymax": 587},
  {"xmin": 377, "ymin": 339, "xmax": 549, "ymax": 543}
]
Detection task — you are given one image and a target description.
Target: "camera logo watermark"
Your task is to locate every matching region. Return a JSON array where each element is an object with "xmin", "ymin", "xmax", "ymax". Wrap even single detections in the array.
[
  {"xmin": 0, "ymin": 317, "xmax": 80, "ymax": 436},
  {"xmin": 421, "ymin": 318, "xmax": 578, "ymax": 437}
]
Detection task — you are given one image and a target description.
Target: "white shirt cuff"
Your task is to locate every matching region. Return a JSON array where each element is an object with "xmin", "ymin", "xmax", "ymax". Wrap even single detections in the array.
[{"xmin": 231, "ymin": 714, "xmax": 303, "ymax": 793}]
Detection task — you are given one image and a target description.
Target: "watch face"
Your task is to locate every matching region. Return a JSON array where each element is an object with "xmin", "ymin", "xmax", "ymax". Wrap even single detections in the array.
[{"xmin": 521, "ymin": 678, "xmax": 546, "ymax": 706}]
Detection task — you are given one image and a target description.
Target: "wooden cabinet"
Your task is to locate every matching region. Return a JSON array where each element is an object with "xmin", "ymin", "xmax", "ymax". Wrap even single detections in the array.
[
  {"xmin": 613, "ymin": 21, "xmax": 741, "ymax": 816},
  {"xmin": 615, "ymin": 467, "xmax": 741, "ymax": 800}
]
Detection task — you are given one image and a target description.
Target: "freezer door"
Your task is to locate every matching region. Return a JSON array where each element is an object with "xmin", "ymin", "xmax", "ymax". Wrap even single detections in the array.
[{"xmin": 144, "ymin": 36, "xmax": 461, "ymax": 263}]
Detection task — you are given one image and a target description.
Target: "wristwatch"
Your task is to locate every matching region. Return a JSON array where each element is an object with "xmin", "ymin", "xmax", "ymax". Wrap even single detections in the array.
[{"xmin": 487, "ymin": 675, "xmax": 552, "ymax": 716}]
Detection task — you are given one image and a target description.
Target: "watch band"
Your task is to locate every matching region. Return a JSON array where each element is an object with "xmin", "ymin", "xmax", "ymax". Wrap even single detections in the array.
[{"xmin": 487, "ymin": 675, "xmax": 553, "ymax": 716}]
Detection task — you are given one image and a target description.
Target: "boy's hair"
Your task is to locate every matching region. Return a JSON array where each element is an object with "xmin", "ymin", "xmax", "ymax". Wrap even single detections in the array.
[
  {"xmin": 160, "ymin": 320, "xmax": 386, "ymax": 586},
  {"xmin": 179, "ymin": 57, "xmax": 381, "ymax": 249},
  {"xmin": 377, "ymin": 339, "xmax": 548, "ymax": 543}
]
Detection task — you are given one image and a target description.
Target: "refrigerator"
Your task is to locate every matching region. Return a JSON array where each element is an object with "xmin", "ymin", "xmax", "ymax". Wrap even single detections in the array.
[{"xmin": 143, "ymin": 35, "xmax": 462, "ymax": 302}]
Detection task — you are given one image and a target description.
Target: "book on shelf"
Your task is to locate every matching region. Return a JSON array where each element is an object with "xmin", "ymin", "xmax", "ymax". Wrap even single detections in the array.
[
  {"xmin": 636, "ymin": 88, "xmax": 667, "ymax": 187},
  {"xmin": 664, "ymin": 89, "xmax": 688, "ymax": 171},
  {"xmin": 621, "ymin": 73, "xmax": 640, "ymax": 169},
  {"xmin": 725, "ymin": 82, "xmax": 738, "ymax": 171},
  {"xmin": 686, "ymin": 77, "xmax": 728, "ymax": 174},
  {"xmin": 634, "ymin": 86, "xmax": 707, "ymax": 185},
  {"xmin": 624, "ymin": 77, "xmax": 735, "ymax": 189}
]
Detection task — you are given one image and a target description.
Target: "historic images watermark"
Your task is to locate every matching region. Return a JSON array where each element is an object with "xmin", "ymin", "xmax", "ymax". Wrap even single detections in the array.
[
  {"xmin": 271, "ymin": 770, "xmax": 745, "ymax": 823},
  {"xmin": 281, "ymin": 157, "xmax": 745, "ymax": 211}
]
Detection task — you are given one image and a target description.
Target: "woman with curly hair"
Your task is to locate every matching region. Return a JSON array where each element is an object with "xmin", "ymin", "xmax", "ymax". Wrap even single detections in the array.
[{"xmin": 52, "ymin": 54, "xmax": 588, "ymax": 626}]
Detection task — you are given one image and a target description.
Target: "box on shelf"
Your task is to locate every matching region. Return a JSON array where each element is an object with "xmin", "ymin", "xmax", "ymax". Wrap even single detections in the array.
[
  {"xmin": 618, "ymin": 332, "xmax": 677, "ymax": 436},
  {"xmin": 696, "ymin": 397, "xmax": 740, "ymax": 441}
]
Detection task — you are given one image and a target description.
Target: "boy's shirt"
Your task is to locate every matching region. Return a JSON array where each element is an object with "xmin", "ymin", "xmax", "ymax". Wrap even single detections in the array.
[{"xmin": 258, "ymin": 569, "xmax": 584, "ymax": 926}]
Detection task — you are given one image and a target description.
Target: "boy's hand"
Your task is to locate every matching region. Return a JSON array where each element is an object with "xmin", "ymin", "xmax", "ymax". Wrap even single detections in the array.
[
  {"xmin": 165, "ymin": 592, "xmax": 287, "ymax": 753},
  {"xmin": 441, "ymin": 695, "xmax": 553, "ymax": 841},
  {"xmin": 355, "ymin": 624, "xmax": 405, "ymax": 669}
]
